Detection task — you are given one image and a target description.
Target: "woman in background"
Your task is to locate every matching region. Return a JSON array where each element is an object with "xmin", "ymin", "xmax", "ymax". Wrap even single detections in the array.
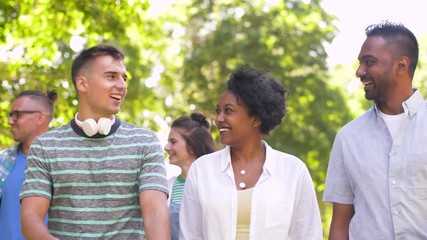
[
  {"xmin": 179, "ymin": 66, "xmax": 322, "ymax": 239},
  {"xmin": 164, "ymin": 112, "xmax": 216, "ymax": 240}
]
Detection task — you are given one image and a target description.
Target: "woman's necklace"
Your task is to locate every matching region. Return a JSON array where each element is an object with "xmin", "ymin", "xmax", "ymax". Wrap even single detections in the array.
[
  {"xmin": 237, "ymin": 169, "xmax": 249, "ymax": 189},
  {"xmin": 233, "ymin": 158, "xmax": 264, "ymax": 190},
  {"xmin": 231, "ymin": 146, "xmax": 266, "ymax": 190}
]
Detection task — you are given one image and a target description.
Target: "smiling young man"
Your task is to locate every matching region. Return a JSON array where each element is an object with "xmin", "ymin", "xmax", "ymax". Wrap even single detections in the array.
[
  {"xmin": 323, "ymin": 21, "xmax": 427, "ymax": 239},
  {"xmin": 0, "ymin": 90, "xmax": 56, "ymax": 240},
  {"xmin": 20, "ymin": 45, "xmax": 170, "ymax": 240}
]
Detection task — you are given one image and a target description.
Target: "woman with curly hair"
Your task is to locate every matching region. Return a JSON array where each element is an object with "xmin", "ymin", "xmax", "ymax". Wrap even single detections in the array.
[{"xmin": 179, "ymin": 66, "xmax": 322, "ymax": 239}]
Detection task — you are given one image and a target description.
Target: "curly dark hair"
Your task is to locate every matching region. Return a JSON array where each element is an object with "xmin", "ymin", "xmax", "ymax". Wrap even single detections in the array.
[
  {"xmin": 171, "ymin": 112, "xmax": 216, "ymax": 158},
  {"xmin": 365, "ymin": 20, "xmax": 419, "ymax": 78},
  {"xmin": 227, "ymin": 65, "xmax": 287, "ymax": 135}
]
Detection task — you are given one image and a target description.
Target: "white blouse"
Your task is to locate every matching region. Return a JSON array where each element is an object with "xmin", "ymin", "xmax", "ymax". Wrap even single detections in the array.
[{"xmin": 179, "ymin": 141, "xmax": 323, "ymax": 240}]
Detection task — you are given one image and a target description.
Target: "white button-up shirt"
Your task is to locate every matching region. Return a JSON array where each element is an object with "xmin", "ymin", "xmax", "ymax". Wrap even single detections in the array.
[{"xmin": 180, "ymin": 141, "xmax": 322, "ymax": 240}]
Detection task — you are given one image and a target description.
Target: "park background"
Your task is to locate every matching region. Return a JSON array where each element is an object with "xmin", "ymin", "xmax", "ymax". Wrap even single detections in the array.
[{"xmin": 1, "ymin": 0, "xmax": 426, "ymax": 238}]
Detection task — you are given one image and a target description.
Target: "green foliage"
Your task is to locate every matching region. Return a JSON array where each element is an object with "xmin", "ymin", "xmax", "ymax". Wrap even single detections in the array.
[
  {"xmin": 159, "ymin": 1, "xmax": 351, "ymax": 228},
  {"xmin": 0, "ymin": 0, "xmax": 168, "ymax": 146},
  {"xmin": 414, "ymin": 35, "xmax": 427, "ymax": 92}
]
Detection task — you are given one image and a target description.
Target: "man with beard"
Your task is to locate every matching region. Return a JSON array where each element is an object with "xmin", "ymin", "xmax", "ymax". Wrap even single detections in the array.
[{"xmin": 324, "ymin": 21, "xmax": 427, "ymax": 239}]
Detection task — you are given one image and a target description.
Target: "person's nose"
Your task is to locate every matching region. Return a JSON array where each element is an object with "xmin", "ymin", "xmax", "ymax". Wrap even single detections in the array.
[
  {"xmin": 8, "ymin": 116, "xmax": 15, "ymax": 126},
  {"xmin": 356, "ymin": 64, "xmax": 366, "ymax": 78},
  {"xmin": 215, "ymin": 111, "xmax": 224, "ymax": 126},
  {"xmin": 117, "ymin": 76, "xmax": 127, "ymax": 90}
]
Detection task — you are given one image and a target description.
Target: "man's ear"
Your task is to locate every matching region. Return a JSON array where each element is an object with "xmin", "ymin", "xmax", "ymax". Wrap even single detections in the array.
[
  {"xmin": 36, "ymin": 112, "xmax": 47, "ymax": 126},
  {"xmin": 76, "ymin": 76, "xmax": 88, "ymax": 92},
  {"xmin": 396, "ymin": 56, "xmax": 410, "ymax": 75}
]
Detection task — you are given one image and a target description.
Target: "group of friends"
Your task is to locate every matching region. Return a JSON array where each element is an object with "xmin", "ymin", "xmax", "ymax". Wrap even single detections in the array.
[{"xmin": 0, "ymin": 20, "xmax": 426, "ymax": 239}]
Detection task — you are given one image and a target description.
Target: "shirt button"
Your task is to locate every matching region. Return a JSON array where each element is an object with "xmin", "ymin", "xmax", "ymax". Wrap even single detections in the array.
[
  {"xmin": 394, "ymin": 210, "xmax": 400, "ymax": 215},
  {"xmin": 391, "ymin": 179, "xmax": 397, "ymax": 185}
]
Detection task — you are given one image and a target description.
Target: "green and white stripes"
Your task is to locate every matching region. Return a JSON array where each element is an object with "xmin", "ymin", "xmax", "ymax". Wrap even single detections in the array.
[{"xmin": 20, "ymin": 121, "xmax": 168, "ymax": 239}]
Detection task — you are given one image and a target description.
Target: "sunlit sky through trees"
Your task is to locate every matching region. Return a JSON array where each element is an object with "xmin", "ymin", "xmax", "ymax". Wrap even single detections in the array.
[
  {"xmin": 322, "ymin": 0, "xmax": 427, "ymax": 66},
  {"xmin": 149, "ymin": 0, "xmax": 426, "ymax": 67}
]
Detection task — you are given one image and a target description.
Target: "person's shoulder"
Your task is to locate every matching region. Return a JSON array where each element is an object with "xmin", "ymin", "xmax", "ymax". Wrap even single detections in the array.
[
  {"xmin": 118, "ymin": 121, "xmax": 139, "ymax": 129},
  {"xmin": 117, "ymin": 121, "xmax": 162, "ymax": 147},
  {"xmin": 187, "ymin": 151, "xmax": 222, "ymax": 177},
  {"xmin": 36, "ymin": 123, "xmax": 72, "ymax": 139},
  {"xmin": 0, "ymin": 145, "xmax": 18, "ymax": 156},
  {"xmin": 338, "ymin": 108, "xmax": 375, "ymax": 134},
  {"xmin": 118, "ymin": 121, "xmax": 157, "ymax": 135},
  {"xmin": 119, "ymin": 121, "xmax": 150, "ymax": 131},
  {"xmin": 192, "ymin": 149, "xmax": 223, "ymax": 166},
  {"xmin": 198, "ymin": 150, "xmax": 222, "ymax": 160},
  {"xmin": 267, "ymin": 148, "xmax": 312, "ymax": 179}
]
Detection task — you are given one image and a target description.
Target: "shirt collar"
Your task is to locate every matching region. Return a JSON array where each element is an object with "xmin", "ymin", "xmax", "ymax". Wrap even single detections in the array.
[
  {"xmin": 403, "ymin": 89, "xmax": 424, "ymax": 118},
  {"xmin": 374, "ymin": 89, "xmax": 424, "ymax": 119}
]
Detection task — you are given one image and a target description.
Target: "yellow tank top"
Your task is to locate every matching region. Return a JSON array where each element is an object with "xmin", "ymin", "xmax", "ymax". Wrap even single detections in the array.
[{"xmin": 236, "ymin": 188, "xmax": 253, "ymax": 240}]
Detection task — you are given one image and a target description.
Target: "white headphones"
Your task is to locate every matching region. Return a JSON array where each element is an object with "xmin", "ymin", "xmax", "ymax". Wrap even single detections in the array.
[{"xmin": 74, "ymin": 113, "xmax": 115, "ymax": 137}]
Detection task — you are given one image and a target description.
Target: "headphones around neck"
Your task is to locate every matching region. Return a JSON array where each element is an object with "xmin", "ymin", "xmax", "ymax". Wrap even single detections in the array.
[{"xmin": 74, "ymin": 113, "xmax": 115, "ymax": 137}]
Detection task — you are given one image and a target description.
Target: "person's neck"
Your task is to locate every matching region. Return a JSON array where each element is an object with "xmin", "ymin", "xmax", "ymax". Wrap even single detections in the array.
[
  {"xmin": 20, "ymin": 142, "xmax": 30, "ymax": 156},
  {"xmin": 179, "ymin": 170, "xmax": 188, "ymax": 179},
  {"xmin": 377, "ymin": 88, "xmax": 414, "ymax": 115},
  {"xmin": 179, "ymin": 162, "xmax": 194, "ymax": 179},
  {"xmin": 231, "ymin": 141, "xmax": 265, "ymax": 164}
]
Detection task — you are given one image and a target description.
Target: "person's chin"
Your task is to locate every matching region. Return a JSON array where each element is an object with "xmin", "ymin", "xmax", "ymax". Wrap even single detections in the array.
[
  {"xmin": 219, "ymin": 138, "xmax": 232, "ymax": 146},
  {"xmin": 108, "ymin": 108, "xmax": 120, "ymax": 115},
  {"xmin": 364, "ymin": 93, "xmax": 376, "ymax": 101}
]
